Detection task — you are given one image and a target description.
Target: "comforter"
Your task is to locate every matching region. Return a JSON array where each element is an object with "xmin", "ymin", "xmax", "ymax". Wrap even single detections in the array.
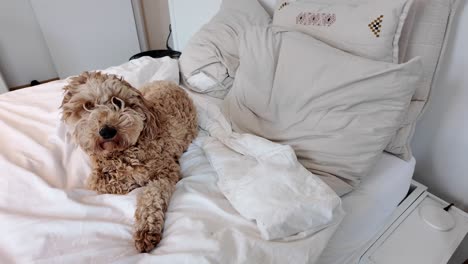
[{"xmin": 0, "ymin": 57, "xmax": 342, "ymax": 263}]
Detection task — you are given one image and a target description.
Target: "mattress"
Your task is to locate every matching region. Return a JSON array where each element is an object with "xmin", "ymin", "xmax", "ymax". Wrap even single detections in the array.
[{"xmin": 319, "ymin": 153, "xmax": 415, "ymax": 263}]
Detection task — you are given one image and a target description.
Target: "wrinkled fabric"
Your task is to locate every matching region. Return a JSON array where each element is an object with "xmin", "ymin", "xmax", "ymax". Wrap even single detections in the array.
[
  {"xmin": 179, "ymin": 0, "xmax": 271, "ymax": 98},
  {"xmin": 0, "ymin": 57, "xmax": 342, "ymax": 263},
  {"xmin": 223, "ymin": 26, "xmax": 422, "ymax": 191},
  {"xmin": 190, "ymin": 92, "xmax": 343, "ymax": 241}
]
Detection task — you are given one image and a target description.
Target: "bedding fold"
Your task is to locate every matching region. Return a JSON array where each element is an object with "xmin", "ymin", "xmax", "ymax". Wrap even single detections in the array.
[{"xmin": 189, "ymin": 92, "xmax": 344, "ymax": 241}]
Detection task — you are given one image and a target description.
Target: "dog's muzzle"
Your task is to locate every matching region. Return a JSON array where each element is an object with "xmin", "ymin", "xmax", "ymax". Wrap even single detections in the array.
[{"xmin": 99, "ymin": 125, "xmax": 117, "ymax": 139}]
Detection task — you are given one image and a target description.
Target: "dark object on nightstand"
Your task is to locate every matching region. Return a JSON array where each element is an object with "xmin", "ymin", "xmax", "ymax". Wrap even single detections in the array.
[{"xmin": 129, "ymin": 24, "xmax": 181, "ymax": 61}]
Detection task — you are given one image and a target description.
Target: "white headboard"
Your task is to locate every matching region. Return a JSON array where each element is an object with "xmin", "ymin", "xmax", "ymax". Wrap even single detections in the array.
[{"xmin": 168, "ymin": 0, "xmax": 277, "ymax": 51}]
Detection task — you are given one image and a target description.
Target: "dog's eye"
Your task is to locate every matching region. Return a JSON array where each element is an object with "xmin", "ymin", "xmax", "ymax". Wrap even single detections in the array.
[
  {"xmin": 112, "ymin": 97, "xmax": 124, "ymax": 109},
  {"xmin": 83, "ymin": 102, "xmax": 94, "ymax": 111}
]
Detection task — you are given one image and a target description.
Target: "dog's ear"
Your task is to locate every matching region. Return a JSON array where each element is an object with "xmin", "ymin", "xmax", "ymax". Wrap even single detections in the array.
[
  {"xmin": 61, "ymin": 71, "xmax": 91, "ymax": 108},
  {"xmin": 60, "ymin": 72, "xmax": 94, "ymax": 123},
  {"xmin": 127, "ymin": 86, "xmax": 161, "ymax": 140},
  {"xmin": 140, "ymin": 97, "xmax": 161, "ymax": 140}
]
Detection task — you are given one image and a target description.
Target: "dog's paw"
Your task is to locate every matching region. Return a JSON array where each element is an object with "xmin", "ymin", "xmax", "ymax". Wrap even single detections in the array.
[{"xmin": 134, "ymin": 229, "xmax": 162, "ymax": 253}]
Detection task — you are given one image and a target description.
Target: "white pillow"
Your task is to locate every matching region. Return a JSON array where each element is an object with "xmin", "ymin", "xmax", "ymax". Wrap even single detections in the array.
[
  {"xmin": 273, "ymin": 0, "xmax": 413, "ymax": 63},
  {"xmin": 223, "ymin": 26, "xmax": 422, "ymax": 189},
  {"xmin": 179, "ymin": 0, "xmax": 271, "ymax": 98}
]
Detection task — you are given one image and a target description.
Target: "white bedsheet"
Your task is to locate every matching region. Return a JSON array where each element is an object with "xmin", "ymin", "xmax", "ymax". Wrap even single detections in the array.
[{"xmin": 0, "ymin": 57, "xmax": 343, "ymax": 263}]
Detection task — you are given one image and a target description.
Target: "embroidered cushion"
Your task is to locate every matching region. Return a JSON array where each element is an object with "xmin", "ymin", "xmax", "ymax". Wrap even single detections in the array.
[{"xmin": 272, "ymin": 0, "xmax": 413, "ymax": 63}]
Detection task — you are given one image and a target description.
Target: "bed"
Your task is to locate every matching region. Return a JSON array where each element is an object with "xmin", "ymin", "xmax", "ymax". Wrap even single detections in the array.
[
  {"xmin": 0, "ymin": 0, "xmax": 459, "ymax": 263},
  {"xmin": 0, "ymin": 58, "xmax": 413, "ymax": 264}
]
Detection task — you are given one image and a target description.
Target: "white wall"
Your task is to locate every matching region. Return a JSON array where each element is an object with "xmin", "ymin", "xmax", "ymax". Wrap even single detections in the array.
[
  {"xmin": 412, "ymin": 1, "xmax": 468, "ymax": 213},
  {"xmin": 168, "ymin": 0, "xmax": 221, "ymax": 51},
  {"xmin": 412, "ymin": 5, "xmax": 468, "ymax": 260},
  {"xmin": 0, "ymin": 0, "xmax": 58, "ymax": 87},
  {"xmin": 31, "ymin": 0, "xmax": 141, "ymax": 79}
]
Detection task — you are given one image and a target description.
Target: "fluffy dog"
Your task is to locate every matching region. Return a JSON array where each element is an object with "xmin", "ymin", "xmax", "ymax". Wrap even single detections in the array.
[{"xmin": 60, "ymin": 72, "xmax": 198, "ymax": 252}]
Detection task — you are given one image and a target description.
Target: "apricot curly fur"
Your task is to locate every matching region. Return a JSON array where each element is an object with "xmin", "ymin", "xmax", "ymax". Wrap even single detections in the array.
[{"xmin": 60, "ymin": 71, "xmax": 198, "ymax": 252}]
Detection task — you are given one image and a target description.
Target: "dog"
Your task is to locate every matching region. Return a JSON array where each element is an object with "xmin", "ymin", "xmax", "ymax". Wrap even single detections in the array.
[{"xmin": 60, "ymin": 72, "xmax": 198, "ymax": 252}]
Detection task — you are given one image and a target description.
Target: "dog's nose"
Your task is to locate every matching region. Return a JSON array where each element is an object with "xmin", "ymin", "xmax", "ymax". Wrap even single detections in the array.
[{"xmin": 99, "ymin": 125, "xmax": 117, "ymax": 139}]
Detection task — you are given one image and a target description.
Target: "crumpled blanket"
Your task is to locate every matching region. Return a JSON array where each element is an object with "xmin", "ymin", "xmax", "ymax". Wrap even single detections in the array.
[{"xmin": 0, "ymin": 56, "xmax": 343, "ymax": 263}]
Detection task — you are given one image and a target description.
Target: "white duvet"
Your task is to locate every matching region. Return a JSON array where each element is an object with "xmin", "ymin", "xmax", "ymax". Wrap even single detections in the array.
[{"xmin": 0, "ymin": 57, "xmax": 343, "ymax": 263}]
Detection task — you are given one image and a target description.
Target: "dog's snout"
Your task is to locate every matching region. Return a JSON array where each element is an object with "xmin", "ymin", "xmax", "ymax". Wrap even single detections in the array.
[{"xmin": 99, "ymin": 125, "xmax": 117, "ymax": 139}]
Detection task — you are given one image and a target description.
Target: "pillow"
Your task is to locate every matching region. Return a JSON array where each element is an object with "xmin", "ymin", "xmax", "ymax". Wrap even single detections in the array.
[
  {"xmin": 179, "ymin": 0, "xmax": 271, "ymax": 98},
  {"xmin": 223, "ymin": 26, "xmax": 422, "ymax": 190},
  {"xmin": 272, "ymin": 0, "xmax": 414, "ymax": 63}
]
